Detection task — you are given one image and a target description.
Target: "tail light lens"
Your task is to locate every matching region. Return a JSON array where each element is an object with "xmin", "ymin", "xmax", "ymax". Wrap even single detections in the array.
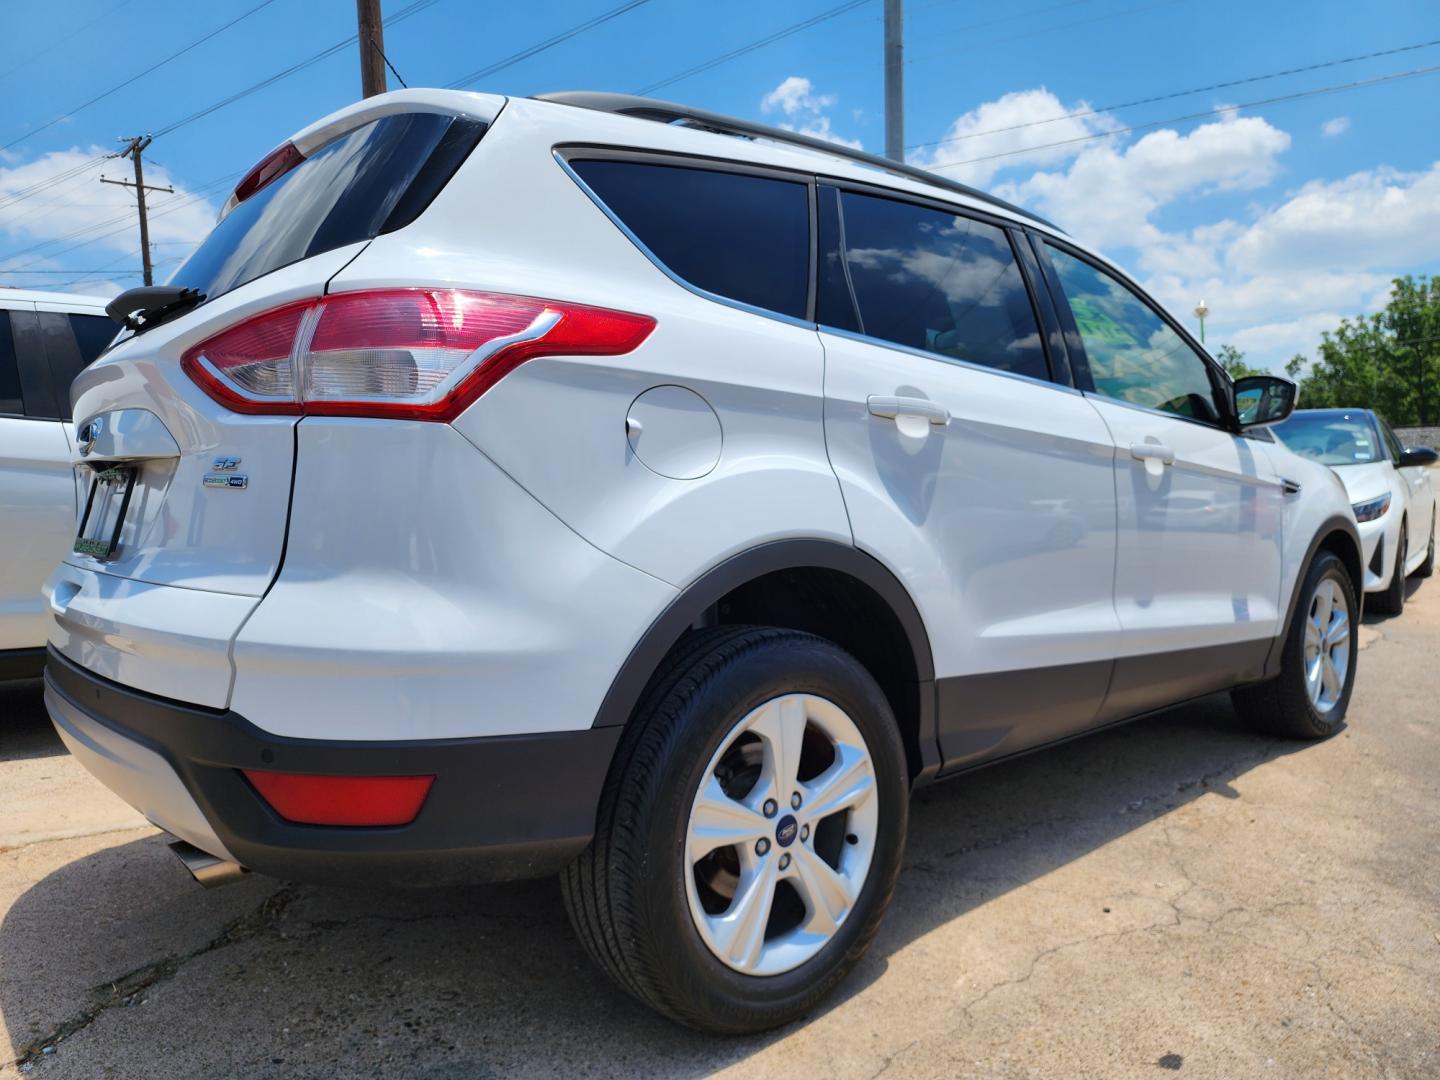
[
  {"xmin": 182, "ymin": 289, "xmax": 656, "ymax": 421},
  {"xmin": 242, "ymin": 769, "xmax": 435, "ymax": 827}
]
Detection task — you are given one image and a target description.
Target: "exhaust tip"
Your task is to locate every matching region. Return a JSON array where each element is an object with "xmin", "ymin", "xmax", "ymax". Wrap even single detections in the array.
[{"xmin": 168, "ymin": 839, "xmax": 249, "ymax": 889}]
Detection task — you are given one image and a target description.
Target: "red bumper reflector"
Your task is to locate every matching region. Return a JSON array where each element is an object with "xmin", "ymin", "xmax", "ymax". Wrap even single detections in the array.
[{"xmin": 242, "ymin": 770, "xmax": 435, "ymax": 827}]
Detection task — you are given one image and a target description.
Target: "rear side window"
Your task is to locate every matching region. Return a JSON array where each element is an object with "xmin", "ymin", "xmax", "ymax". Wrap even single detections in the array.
[
  {"xmin": 69, "ymin": 313, "xmax": 117, "ymax": 365},
  {"xmin": 170, "ymin": 112, "xmax": 484, "ymax": 303},
  {"xmin": 0, "ymin": 313, "xmax": 23, "ymax": 415},
  {"xmin": 570, "ymin": 159, "xmax": 810, "ymax": 320},
  {"xmin": 36, "ymin": 312, "xmax": 94, "ymax": 420},
  {"xmin": 821, "ymin": 189, "xmax": 1048, "ymax": 381}
]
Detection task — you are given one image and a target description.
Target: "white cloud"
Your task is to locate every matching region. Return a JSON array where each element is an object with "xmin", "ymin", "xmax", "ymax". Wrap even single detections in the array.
[
  {"xmin": 900, "ymin": 86, "xmax": 1440, "ymax": 372},
  {"xmin": 1321, "ymin": 116, "xmax": 1350, "ymax": 138},
  {"xmin": 0, "ymin": 146, "xmax": 216, "ymax": 293},
  {"xmin": 762, "ymin": 76, "xmax": 835, "ymax": 118},
  {"xmin": 999, "ymin": 113, "xmax": 1290, "ymax": 251},
  {"xmin": 908, "ymin": 89, "xmax": 1120, "ymax": 187},
  {"xmin": 759, "ymin": 76, "xmax": 863, "ymax": 149},
  {"xmin": 1226, "ymin": 163, "xmax": 1440, "ymax": 274}
]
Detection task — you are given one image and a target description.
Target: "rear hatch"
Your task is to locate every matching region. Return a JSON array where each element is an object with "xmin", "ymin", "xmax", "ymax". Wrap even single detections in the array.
[{"xmin": 52, "ymin": 93, "xmax": 500, "ymax": 702}]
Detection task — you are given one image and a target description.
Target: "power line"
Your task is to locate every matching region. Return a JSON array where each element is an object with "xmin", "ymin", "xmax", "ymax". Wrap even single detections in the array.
[
  {"xmin": 152, "ymin": 0, "xmax": 439, "ymax": 139},
  {"xmin": 635, "ymin": 0, "xmax": 871, "ymax": 96},
  {"xmin": 908, "ymin": 36, "xmax": 1440, "ymax": 151},
  {"xmin": 933, "ymin": 62, "xmax": 1440, "ymax": 170},
  {"xmin": 0, "ymin": 156, "xmax": 110, "ymax": 215},
  {"xmin": 444, "ymin": 0, "xmax": 654, "ymax": 90},
  {"xmin": 0, "ymin": 174, "xmax": 237, "ymax": 271},
  {"xmin": 0, "ymin": 268, "xmax": 145, "ymax": 274},
  {"xmin": 0, "ymin": 0, "xmax": 280, "ymax": 154}
]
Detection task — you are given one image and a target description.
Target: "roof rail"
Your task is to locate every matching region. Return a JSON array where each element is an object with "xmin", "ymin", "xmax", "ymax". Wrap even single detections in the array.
[{"xmin": 532, "ymin": 91, "xmax": 1060, "ymax": 232}]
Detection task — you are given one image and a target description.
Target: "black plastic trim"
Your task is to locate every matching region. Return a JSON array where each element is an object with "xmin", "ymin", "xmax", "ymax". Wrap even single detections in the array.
[
  {"xmin": 593, "ymin": 538, "xmax": 935, "ymax": 722},
  {"xmin": 45, "ymin": 648, "xmax": 619, "ymax": 885},
  {"xmin": 933, "ymin": 638, "xmax": 1275, "ymax": 781}
]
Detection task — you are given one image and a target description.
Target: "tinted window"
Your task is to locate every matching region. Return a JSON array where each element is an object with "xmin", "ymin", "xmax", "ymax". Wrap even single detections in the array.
[
  {"xmin": 0, "ymin": 313, "xmax": 22, "ymax": 415},
  {"xmin": 70, "ymin": 313, "xmax": 117, "ymax": 365},
  {"xmin": 571, "ymin": 160, "xmax": 810, "ymax": 319},
  {"xmin": 1272, "ymin": 412, "xmax": 1381, "ymax": 465},
  {"xmin": 171, "ymin": 113, "xmax": 483, "ymax": 303},
  {"xmin": 36, "ymin": 312, "xmax": 94, "ymax": 421},
  {"xmin": 824, "ymin": 191, "xmax": 1047, "ymax": 380},
  {"xmin": 1046, "ymin": 245, "xmax": 1220, "ymax": 424}
]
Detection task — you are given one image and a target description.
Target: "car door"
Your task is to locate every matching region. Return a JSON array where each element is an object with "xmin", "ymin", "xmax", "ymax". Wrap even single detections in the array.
[
  {"xmin": 1379, "ymin": 416, "xmax": 1436, "ymax": 571},
  {"xmin": 818, "ymin": 185, "xmax": 1121, "ymax": 768},
  {"xmin": 0, "ymin": 303, "xmax": 79, "ymax": 653},
  {"xmin": 1034, "ymin": 240, "xmax": 1285, "ymax": 718}
]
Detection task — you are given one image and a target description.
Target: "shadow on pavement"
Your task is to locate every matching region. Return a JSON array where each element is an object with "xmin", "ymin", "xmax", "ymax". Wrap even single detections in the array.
[
  {"xmin": 0, "ymin": 679, "xmax": 65, "ymax": 763},
  {"xmin": 1, "ymin": 693, "xmax": 1305, "ymax": 1075}
]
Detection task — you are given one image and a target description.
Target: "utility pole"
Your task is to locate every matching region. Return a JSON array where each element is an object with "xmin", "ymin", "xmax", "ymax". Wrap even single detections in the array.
[
  {"xmin": 357, "ymin": 0, "xmax": 387, "ymax": 98},
  {"xmin": 100, "ymin": 136, "xmax": 173, "ymax": 287},
  {"xmin": 884, "ymin": 0, "xmax": 904, "ymax": 162}
]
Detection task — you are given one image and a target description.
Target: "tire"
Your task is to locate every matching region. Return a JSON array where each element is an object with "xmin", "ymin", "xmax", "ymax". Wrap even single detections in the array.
[
  {"xmin": 1370, "ymin": 519, "xmax": 1407, "ymax": 616},
  {"xmin": 560, "ymin": 625, "xmax": 909, "ymax": 1034},
  {"xmin": 1232, "ymin": 550, "xmax": 1358, "ymax": 739},
  {"xmin": 1416, "ymin": 512, "xmax": 1435, "ymax": 579}
]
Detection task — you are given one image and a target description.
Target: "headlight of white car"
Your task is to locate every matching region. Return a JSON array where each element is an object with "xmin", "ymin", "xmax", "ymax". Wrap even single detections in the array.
[{"xmin": 1352, "ymin": 493, "xmax": 1391, "ymax": 522}]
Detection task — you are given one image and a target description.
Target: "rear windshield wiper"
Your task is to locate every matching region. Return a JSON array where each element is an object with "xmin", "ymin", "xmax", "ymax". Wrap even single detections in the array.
[{"xmin": 106, "ymin": 285, "xmax": 206, "ymax": 333}]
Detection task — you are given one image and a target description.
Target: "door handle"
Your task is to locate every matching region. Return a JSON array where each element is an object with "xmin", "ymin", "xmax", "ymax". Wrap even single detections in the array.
[
  {"xmin": 867, "ymin": 396, "xmax": 950, "ymax": 426},
  {"xmin": 1129, "ymin": 442, "xmax": 1175, "ymax": 465}
]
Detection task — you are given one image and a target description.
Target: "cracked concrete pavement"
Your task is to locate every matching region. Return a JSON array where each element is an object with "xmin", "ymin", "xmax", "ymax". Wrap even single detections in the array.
[{"xmin": 2, "ymin": 580, "xmax": 1438, "ymax": 1078}]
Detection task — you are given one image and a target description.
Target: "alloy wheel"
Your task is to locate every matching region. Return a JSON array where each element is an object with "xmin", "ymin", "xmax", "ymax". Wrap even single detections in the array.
[
  {"xmin": 683, "ymin": 693, "xmax": 878, "ymax": 976},
  {"xmin": 1303, "ymin": 577, "xmax": 1351, "ymax": 713}
]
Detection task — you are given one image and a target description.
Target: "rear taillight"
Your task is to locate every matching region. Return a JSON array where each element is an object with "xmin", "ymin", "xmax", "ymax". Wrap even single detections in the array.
[
  {"xmin": 181, "ymin": 289, "xmax": 656, "ymax": 421},
  {"xmin": 228, "ymin": 141, "xmax": 305, "ymax": 209},
  {"xmin": 242, "ymin": 769, "xmax": 435, "ymax": 827}
]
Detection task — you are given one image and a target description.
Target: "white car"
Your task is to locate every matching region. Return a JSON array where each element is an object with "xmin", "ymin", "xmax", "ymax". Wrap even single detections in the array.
[
  {"xmin": 1272, "ymin": 408, "xmax": 1436, "ymax": 614},
  {"xmin": 44, "ymin": 90, "xmax": 1364, "ymax": 1033},
  {"xmin": 0, "ymin": 288, "xmax": 113, "ymax": 680}
]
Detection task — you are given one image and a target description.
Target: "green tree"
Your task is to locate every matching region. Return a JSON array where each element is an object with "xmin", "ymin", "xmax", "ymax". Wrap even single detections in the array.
[
  {"xmin": 1290, "ymin": 275, "xmax": 1440, "ymax": 424},
  {"xmin": 1215, "ymin": 343, "xmax": 1264, "ymax": 379}
]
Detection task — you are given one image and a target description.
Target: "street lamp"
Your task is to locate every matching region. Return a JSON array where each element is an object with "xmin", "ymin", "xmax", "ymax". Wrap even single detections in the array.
[{"xmin": 1193, "ymin": 299, "xmax": 1209, "ymax": 344}]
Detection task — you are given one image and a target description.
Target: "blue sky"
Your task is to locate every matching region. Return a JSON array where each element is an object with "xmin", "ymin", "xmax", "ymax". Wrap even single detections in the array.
[{"xmin": 2, "ymin": 0, "xmax": 1438, "ymax": 371}]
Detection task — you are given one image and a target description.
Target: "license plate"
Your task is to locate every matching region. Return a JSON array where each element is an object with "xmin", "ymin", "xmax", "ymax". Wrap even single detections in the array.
[{"xmin": 73, "ymin": 465, "xmax": 137, "ymax": 559}]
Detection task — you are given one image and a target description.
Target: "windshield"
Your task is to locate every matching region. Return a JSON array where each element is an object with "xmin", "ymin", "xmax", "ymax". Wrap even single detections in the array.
[
  {"xmin": 1271, "ymin": 411, "xmax": 1381, "ymax": 466},
  {"xmin": 169, "ymin": 112, "xmax": 483, "ymax": 303}
]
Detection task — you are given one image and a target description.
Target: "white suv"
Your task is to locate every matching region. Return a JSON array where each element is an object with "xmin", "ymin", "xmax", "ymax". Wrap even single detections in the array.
[
  {"xmin": 0, "ymin": 287, "xmax": 112, "ymax": 679},
  {"xmin": 44, "ymin": 90, "xmax": 1363, "ymax": 1033}
]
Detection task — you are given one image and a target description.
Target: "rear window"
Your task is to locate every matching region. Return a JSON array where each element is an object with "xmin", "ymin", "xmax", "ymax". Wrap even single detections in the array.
[
  {"xmin": 570, "ymin": 159, "xmax": 810, "ymax": 320},
  {"xmin": 170, "ymin": 112, "xmax": 484, "ymax": 303}
]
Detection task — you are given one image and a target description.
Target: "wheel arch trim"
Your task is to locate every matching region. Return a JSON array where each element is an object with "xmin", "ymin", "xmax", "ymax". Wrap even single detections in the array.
[{"xmin": 591, "ymin": 539, "xmax": 936, "ymax": 730}]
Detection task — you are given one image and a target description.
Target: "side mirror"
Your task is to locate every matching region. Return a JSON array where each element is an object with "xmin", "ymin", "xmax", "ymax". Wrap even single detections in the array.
[
  {"xmin": 1233, "ymin": 374, "xmax": 1297, "ymax": 429},
  {"xmin": 1398, "ymin": 446, "xmax": 1439, "ymax": 468}
]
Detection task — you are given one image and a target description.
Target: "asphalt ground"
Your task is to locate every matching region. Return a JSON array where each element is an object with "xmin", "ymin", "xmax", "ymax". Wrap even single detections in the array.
[{"xmin": 2, "ymin": 576, "xmax": 1437, "ymax": 1078}]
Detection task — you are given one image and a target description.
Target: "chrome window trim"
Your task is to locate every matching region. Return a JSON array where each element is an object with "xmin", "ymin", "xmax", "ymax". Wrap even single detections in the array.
[{"xmin": 818, "ymin": 324, "xmax": 1084, "ymax": 397}]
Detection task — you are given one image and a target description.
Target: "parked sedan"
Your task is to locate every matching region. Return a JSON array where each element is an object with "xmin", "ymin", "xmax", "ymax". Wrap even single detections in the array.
[
  {"xmin": 1273, "ymin": 408, "xmax": 1437, "ymax": 614},
  {"xmin": 0, "ymin": 288, "xmax": 114, "ymax": 679}
]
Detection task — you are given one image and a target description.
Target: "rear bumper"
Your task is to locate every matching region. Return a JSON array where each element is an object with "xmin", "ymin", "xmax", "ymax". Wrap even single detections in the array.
[{"xmin": 44, "ymin": 648, "xmax": 618, "ymax": 885}]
